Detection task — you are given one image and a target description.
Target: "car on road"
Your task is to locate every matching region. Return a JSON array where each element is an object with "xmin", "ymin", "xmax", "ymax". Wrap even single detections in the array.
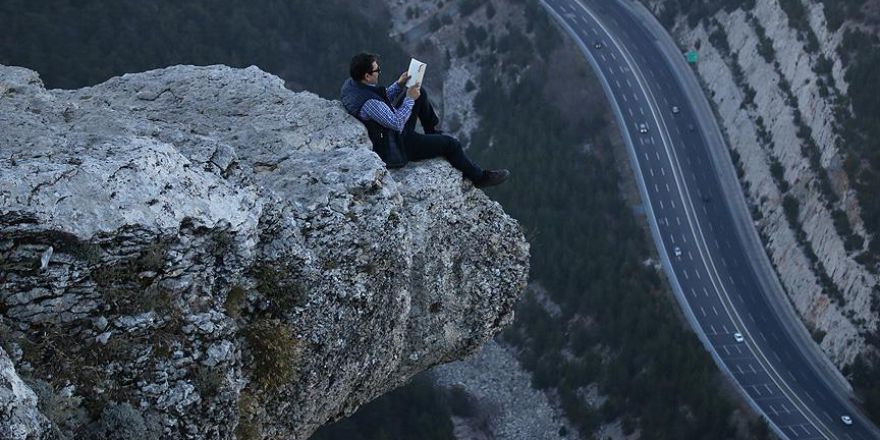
[
  {"xmin": 841, "ymin": 415, "xmax": 853, "ymax": 425},
  {"xmin": 672, "ymin": 105, "xmax": 680, "ymax": 114},
  {"xmin": 687, "ymin": 123, "xmax": 695, "ymax": 132},
  {"xmin": 594, "ymin": 41, "xmax": 603, "ymax": 49},
  {"xmin": 733, "ymin": 332, "xmax": 745, "ymax": 343},
  {"xmin": 673, "ymin": 246, "xmax": 682, "ymax": 258},
  {"xmin": 638, "ymin": 123, "xmax": 649, "ymax": 134}
]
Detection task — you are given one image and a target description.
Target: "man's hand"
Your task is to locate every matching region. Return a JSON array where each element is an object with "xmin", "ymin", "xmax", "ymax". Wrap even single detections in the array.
[
  {"xmin": 397, "ymin": 71, "xmax": 411, "ymax": 87},
  {"xmin": 407, "ymin": 83, "xmax": 421, "ymax": 100}
]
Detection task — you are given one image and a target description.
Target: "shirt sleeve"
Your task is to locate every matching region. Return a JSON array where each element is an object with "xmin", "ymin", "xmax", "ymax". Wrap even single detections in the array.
[
  {"xmin": 386, "ymin": 82, "xmax": 404, "ymax": 102},
  {"xmin": 359, "ymin": 97, "xmax": 415, "ymax": 133}
]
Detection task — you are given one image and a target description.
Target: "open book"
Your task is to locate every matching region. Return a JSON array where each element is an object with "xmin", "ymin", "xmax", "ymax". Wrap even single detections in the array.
[{"xmin": 406, "ymin": 58, "xmax": 427, "ymax": 87}]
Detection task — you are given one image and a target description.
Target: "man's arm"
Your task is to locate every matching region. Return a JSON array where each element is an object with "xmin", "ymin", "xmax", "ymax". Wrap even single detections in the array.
[
  {"xmin": 386, "ymin": 71, "xmax": 410, "ymax": 102},
  {"xmin": 360, "ymin": 98, "xmax": 414, "ymax": 132},
  {"xmin": 386, "ymin": 82, "xmax": 404, "ymax": 103}
]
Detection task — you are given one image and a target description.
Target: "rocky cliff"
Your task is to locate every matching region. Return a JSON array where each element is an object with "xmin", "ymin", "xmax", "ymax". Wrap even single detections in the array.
[
  {"xmin": 0, "ymin": 64, "xmax": 530, "ymax": 439},
  {"xmin": 641, "ymin": 0, "xmax": 877, "ymax": 367}
]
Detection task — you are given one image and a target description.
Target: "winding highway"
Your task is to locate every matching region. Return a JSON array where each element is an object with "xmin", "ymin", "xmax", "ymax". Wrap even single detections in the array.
[{"xmin": 540, "ymin": 0, "xmax": 880, "ymax": 438}]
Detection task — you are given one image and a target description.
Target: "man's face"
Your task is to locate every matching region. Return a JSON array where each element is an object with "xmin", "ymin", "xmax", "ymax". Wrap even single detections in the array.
[{"xmin": 365, "ymin": 61, "xmax": 381, "ymax": 85}]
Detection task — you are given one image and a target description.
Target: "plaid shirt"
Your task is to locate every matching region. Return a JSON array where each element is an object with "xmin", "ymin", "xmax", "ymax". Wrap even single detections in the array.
[{"xmin": 358, "ymin": 82, "xmax": 415, "ymax": 133}]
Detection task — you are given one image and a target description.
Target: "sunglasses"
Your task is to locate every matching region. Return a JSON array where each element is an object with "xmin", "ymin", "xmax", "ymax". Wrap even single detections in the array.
[{"xmin": 369, "ymin": 67, "xmax": 381, "ymax": 74}]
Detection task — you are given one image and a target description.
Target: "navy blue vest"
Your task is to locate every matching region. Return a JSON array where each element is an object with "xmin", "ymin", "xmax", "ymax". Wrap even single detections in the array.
[{"xmin": 340, "ymin": 79, "xmax": 408, "ymax": 168}]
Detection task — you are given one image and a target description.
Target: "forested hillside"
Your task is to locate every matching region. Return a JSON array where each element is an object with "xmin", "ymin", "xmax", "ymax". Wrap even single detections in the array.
[{"xmin": 0, "ymin": 0, "xmax": 407, "ymax": 97}]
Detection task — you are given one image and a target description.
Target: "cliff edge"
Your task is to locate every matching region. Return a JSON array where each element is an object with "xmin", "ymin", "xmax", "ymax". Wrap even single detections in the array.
[{"xmin": 0, "ymin": 64, "xmax": 530, "ymax": 439}]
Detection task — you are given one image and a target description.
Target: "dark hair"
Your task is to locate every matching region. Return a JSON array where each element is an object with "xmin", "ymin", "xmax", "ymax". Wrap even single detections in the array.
[{"xmin": 350, "ymin": 52, "xmax": 379, "ymax": 81}]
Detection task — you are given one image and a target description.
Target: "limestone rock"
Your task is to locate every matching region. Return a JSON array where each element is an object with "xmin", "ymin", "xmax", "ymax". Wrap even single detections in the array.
[
  {"xmin": 0, "ymin": 64, "xmax": 529, "ymax": 439},
  {"xmin": 0, "ymin": 346, "xmax": 53, "ymax": 440}
]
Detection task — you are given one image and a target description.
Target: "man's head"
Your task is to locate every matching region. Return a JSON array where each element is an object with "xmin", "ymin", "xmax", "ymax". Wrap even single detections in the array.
[{"xmin": 350, "ymin": 52, "xmax": 381, "ymax": 85}]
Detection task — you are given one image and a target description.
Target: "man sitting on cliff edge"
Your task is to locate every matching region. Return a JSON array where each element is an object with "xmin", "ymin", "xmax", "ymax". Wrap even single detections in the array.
[{"xmin": 340, "ymin": 52, "xmax": 509, "ymax": 188}]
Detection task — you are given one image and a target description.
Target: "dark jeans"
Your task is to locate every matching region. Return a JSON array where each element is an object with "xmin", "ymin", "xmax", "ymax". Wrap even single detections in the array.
[{"xmin": 402, "ymin": 88, "xmax": 484, "ymax": 181}]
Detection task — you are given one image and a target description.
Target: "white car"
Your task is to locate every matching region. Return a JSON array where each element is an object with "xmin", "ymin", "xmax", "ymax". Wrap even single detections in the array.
[
  {"xmin": 638, "ymin": 123, "xmax": 649, "ymax": 134},
  {"xmin": 673, "ymin": 246, "xmax": 682, "ymax": 258},
  {"xmin": 841, "ymin": 415, "xmax": 853, "ymax": 425},
  {"xmin": 672, "ymin": 105, "xmax": 680, "ymax": 114},
  {"xmin": 733, "ymin": 332, "xmax": 745, "ymax": 343}
]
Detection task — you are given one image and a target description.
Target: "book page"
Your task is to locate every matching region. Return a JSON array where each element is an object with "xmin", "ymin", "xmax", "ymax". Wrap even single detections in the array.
[{"xmin": 406, "ymin": 58, "xmax": 426, "ymax": 88}]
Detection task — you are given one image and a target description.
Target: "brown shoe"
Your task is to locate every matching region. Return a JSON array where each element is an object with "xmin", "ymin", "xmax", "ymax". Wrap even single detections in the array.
[{"xmin": 474, "ymin": 169, "xmax": 510, "ymax": 188}]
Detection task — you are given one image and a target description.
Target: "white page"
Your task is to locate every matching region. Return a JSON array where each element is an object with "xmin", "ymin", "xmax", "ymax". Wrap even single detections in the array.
[{"xmin": 406, "ymin": 58, "xmax": 427, "ymax": 87}]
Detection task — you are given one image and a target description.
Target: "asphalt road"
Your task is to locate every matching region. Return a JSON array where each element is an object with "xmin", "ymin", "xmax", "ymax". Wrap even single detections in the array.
[{"xmin": 540, "ymin": 0, "xmax": 880, "ymax": 438}]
